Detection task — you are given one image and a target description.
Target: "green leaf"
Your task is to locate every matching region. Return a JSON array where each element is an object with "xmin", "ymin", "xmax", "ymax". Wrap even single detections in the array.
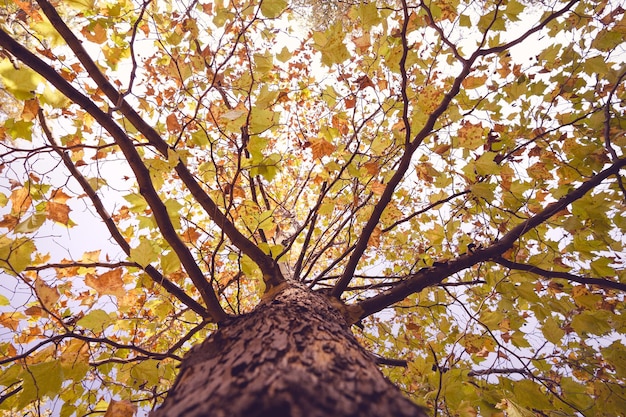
[
  {"xmin": 4, "ymin": 118, "xmax": 34, "ymax": 141},
  {"xmin": 130, "ymin": 237, "xmax": 158, "ymax": 267},
  {"xmin": 474, "ymin": 152, "xmax": 500, "ymax": 176},
  {"xmin": 260, "ymin": 0, "xmax": 287, "ymax": 18},
  {"xmin": 541, "ymin": 316, "xmax": 564, "ymax": 344},
  {"xmin": 14, "ymin": 213, "xmax": 46, "ymax": 234},
  {"xmin": 570, "ymin": 310, "xmax": 612, "ymax": 335},
  {"xmin": 77, "ymin": 309, "xmax": 113, "ymax": 332},
  {"xmin": 0, "ymin": 236, "xmax": 35, "ymax": 273},
  {"xmin": 312, "ymin": 23, "xmax": 350, "ymax": 66},
  {"xmin": 249, "ymin": 108, "xmax": 278, "ymax": 133},
  {"xmin": 161, "ymin": 250, "xmax": 181, "ymax": 275},
  {"xmin": 130, "ymin": 359, "xmax": 160, "ymax": 387},
  {"xmin": 602, "ymin": 341, "xmax": 626, "ymax": 378},
  {"xmin": 512, "ymin": 380, "xmax": 553, "ymax": 410},
  {"xmin": 28, "ymin": 360, "xmax": 63, "ymax": 397},
  {"xmin": 592, "ymin": 29, "xmax": 624, "ymax": 51},
  {"xmin": 123, "ymin": 193, "xmax": 148, "ymax": 212},
  {"xmin": 470, "ymin": 182, "xmax": 495, "ymax": 201}
]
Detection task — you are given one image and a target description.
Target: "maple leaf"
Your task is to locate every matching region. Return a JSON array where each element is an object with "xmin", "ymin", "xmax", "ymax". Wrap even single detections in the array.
[
  {"xmin": 310, "ymin": 137, "xmax": 336, "ymax": 159},
  {"xmin": 46, "ymin": 201, "xmax": 71, "ymax": 225},
  {"xmin": 35, "ymin": 278, "xmax": 59, "ymax": 310},
  {"xmin": 85, "ymin": 269, "xmax": 125, "ymax": 297}
]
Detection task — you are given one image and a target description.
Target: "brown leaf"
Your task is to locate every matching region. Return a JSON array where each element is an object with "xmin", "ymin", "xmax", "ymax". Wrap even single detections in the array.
[
  {"xmin": 166, "ymin": 113, "xmax": 181, "ymax": 133},
  {"xmin": 21, "ymin": 99, "xmax": 39, "ymax": 122},
  {"xmin": 85, "ymin": 269, "xmax": 125, "ymax": 297},
  {"xmin": 355, "ymin": 75, "xmax": 375, "ymax": 90},
  {"xmin": 310, "ymin": 137, "xmax": 336, "ymax": 159},
  {"xmin": 0, "ymin": 214, "xmax": 18, "ymax": 230},
  {"xmin": 46, "ymin": 201, "xmax": 71, "ymax": 225}
]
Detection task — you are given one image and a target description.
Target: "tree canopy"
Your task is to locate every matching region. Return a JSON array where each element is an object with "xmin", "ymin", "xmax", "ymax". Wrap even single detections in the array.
[{"xmin": 1, "ymin": 0, "xmax": 625, "ymax": 415}]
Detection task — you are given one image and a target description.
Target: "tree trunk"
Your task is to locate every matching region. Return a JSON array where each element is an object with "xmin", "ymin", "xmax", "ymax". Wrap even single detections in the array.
[{"xmin": 151, "ymin": 283, "xmax": 427, "ymax": 417}]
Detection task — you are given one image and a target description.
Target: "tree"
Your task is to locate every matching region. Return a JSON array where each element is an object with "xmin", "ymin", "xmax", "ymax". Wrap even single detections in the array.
[{"xmin": 0, "ymin": 0, "xmax": 625, "ymax": 415}]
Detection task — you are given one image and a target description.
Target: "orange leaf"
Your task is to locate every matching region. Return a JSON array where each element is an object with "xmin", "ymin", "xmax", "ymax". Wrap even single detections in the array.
[
  {"xmin": 367, "ymin": 226, "xmax": 381, "ymax": 247},
  {"xmin": 10, "ymin": 187, "xmax": 31, "ymax": 215},
  {"xmin": 370, "ymin": 181, "xmax": 386, "ymax": 195},
  {"xmin": 310, "ymin": 137, "xmax": 336, "ymax": 159},
  {"xmin": 166, "ymin": 113, "xmax": 181, "ymax": 133},
  {"xmin": 462, "ymin": 74, "xmax": 488, "ymax": 89},
  {"xmin": 82, "ymin": 22, "xmax": 107, "ymax": 44},
  {"xmin": 21, "ymin": 99, "xmax": 39, "ymax": 122},
  {"xmin": 51, "ymin": 188, "xmax": 71, "ymax": 203},
  {"xmin": 0, "ymin": 312, "xmax": 24, "ymax": 331},
  {"xmin": 46, "ymin": 201, "xmax": 71, "ymax": 225},
  {"xmin": 85, "ymin": 269, "xmax": 125, "ymax": 297},
  {"xmin": 363, "ymin": 161, "xmax": 379, "ymax": 175}
]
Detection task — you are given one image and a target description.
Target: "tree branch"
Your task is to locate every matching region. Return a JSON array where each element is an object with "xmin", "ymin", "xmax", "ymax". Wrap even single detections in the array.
[
  {"xmin": 331, "ymin": 0, "xmax": 581, "ymax": 299},
  {"xmin": 492, "ymin": 256, "xmax": 626, "ymax": 292},
  {"xmin": 36, "ymin": 111, "xmax": 210, "ymax": 318},
  {"xmin": 34, "ymin": 0, "xmax": 283, "ymax": 289},
  {"xmin": 0, "ymin": 29, "xmax": 227, "ymax": 321},
  {"xmin": 353, "ymin": 157, "xmax": 626, "ymax": 322}
]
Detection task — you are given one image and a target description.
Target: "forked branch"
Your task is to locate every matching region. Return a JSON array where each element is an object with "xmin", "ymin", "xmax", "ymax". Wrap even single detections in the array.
[
  {"xmin": 0, "ymin": 29, "xmax": 227, "ymax": 322},
  {"xmin": 34, "ymin": 0, "xmax": 283, "ymax": 289},
  {"xmin": 353, "ymin": 157, "xmax": 626, "ymax": 322}
]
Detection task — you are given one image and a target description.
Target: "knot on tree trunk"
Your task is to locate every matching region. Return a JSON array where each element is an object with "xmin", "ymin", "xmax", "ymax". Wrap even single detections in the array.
[{"xmin": 152, "ymin": 283, "xmax": 427, "ymax": 417}]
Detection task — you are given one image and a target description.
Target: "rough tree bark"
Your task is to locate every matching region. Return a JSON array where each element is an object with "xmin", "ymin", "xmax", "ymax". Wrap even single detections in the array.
[{"xmin": 151, "ymin": 283, "xmax": 427, "ymax": 417}]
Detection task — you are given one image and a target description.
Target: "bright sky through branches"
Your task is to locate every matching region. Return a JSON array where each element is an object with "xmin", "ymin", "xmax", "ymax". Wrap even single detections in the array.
[{"xmin": 0, "ymin": 0, "xmax": 625, "ymax": 415}]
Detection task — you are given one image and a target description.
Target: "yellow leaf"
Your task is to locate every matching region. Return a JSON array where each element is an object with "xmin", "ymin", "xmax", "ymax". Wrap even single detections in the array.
[
  {"xmin": 85, "ymin": 269, "xmax": 125, "ymax": 297},
  {"xmin": 310, "ymin": 137, "xmax": 336, "ymax": 159},
  {"xmin": 0, "ymin": 59, "xmax": 44, "ymax": 100},
  {"xmin": 10, "ymin": 187, "xmax": 31, "ymax": 215},
  {"xmin": 35, "ymin": 278, "xmax": 59, "ymax": 310},
  {"xmin": 66, "ymin": 0, "xmax": 95, "ymax": 11},
  {"xmin": 81, "ymin": 250, "xmax": 101, "ymax": 263}
]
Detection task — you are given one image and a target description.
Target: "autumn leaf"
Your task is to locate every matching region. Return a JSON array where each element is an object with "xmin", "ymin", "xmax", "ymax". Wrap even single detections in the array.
[
  {"xmin": 260, "ymin": 0, "xmax": 287, "ymax": 18},
  {"xmin": 21, "ymin": 99, "xmax": 39, "ymax": 121},
  {"xmin": 10, "ymin": 187, "xmax": 31, "ymax": 215},
  {"xmin": 35, "ymin": 278, "xmax": 59, "ymax": 310},
  {"xmin": 462, "ymin": 74, "xmax": 488, "ymax": 89},
  {"xmin": 310, "ymin": 137, "xmax": 336, "ymax": 159},
  {"xmin": 46, "ymin": 201, "xmax": 71, "ymax": 225},
  {"xmin": 85, "ymin": 269, "xmax": 125, "ymax": 297},
  {"xmin": 104, "ymin": 400, "xmax": 137, "ymax": 417},
  {"xmin": 166, "ymin": 113, "xmax": 181, "ymax": 133}
]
